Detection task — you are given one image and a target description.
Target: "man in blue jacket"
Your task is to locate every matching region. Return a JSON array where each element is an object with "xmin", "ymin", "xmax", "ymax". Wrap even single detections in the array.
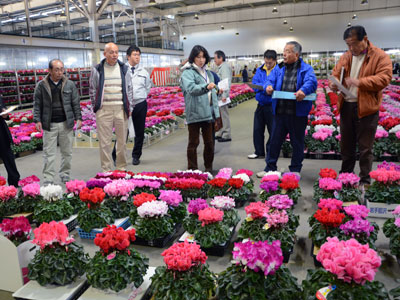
[
  {"xmin": 248, "ymin": 50, "xmax": 278, "ymax": 159},
  {"xmin": 257, "ymin": 41, "xmax": 317, "ymax": 178}
]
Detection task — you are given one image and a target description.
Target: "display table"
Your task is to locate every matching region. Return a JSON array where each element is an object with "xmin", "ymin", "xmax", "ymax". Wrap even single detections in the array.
[
  {"xmin": 12, "ymin": 277, "xmax": 88, "ymax": 300},
  {"xmin": 79, "ymin": 267, "xmax": 155, "ymax": 300}
]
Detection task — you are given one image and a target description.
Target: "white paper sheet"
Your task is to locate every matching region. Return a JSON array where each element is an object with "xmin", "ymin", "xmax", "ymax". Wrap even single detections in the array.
[
  {"xmin": 217, "ymin": 78, "xmax": 229, "ymax": 91},
  {"xmin": 218, "ymin": 97, "xmax": 231, "ymax": 107},
  {"xmin": 328, "ymin": 75, "xmax": 357, "ymax": 99},
  {"xmin": 0, "ymin": 105, "xmax": 18, "ymax": 116}
]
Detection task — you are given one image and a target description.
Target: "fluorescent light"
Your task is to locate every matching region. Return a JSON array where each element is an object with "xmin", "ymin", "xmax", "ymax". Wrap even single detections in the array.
[
  {"xmin": 1, "ymin": 18, "xmax": 17, "ymax": 24},
  {"xmin": 333, "ymin": 52, "xmax": 344, "ymax": 56},
  {"xmin": 0, "ymin": 62, "xmax": 6, "ymax": 66},
  {"xmin": 43, "ymin": 8, "xmax": 62, "ymax": 15},
  {"xmin": 38, "ymin": 57, "xmax": 48, "ymax": 62},
  {"xmin": 272, "ymin": 7, "xmax": 278, "ymax": 14},
  {"xmin": 309, "ymin": 54, "xmax": 319, "ymax": 58},
  {"xmin": 386, "ymin": 49, "xmax": 400, "ymax": 54}
]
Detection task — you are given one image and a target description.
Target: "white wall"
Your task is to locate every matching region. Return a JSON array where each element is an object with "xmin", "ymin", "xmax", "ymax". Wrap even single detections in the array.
[{"xmin": 181, "ymin": 0, "xmax": 400, "ymax": 56}]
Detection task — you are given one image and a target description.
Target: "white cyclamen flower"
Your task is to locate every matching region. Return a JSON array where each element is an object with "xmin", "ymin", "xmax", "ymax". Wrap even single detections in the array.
[
  {"xmin": 232, "ymin": 174, "xmax": 250, "ymax": 184},
  {"xmin": 40, "ymin": 184, "xmax": 63, "ymax": 202},
  {"xmin": 137, "ymin": 200, "xmax": 169, "ymax": 218}
]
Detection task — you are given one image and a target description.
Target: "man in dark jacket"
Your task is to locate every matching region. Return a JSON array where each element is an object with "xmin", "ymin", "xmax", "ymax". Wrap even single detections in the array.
[
  {"xmin": 89, "ymin": 42, "xmax": 133, "ymax": 172},
  {"xmin": 248, "ymin": 50, "xmax": 278, "ymax": 159},
  {"xmin": 33, "ymin": 59, "xmax": 82, "ymax": 184},
  {"xmin": 257, "ymin": 41, "xmax": 317, "ymax": 178},
  {"xmin": 0, "ymin": 96, "xmax": 20, "ymax": 186},
  {"xmin": 242, "ymin": 66, "xmax": 249, "ymax": 82}
]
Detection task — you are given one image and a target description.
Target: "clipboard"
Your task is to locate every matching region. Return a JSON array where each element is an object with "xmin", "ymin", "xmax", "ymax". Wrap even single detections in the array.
[
  {"xmin": 272, "ymin": 91, "xmax": 317, "ymax": 101},
  {"xmin": 247, "ymin": 83, "xmax": 264, "ymax": 90},
  {"xmin": 328, "ymin": 75, "xmax": 356, "ymax": 99}
]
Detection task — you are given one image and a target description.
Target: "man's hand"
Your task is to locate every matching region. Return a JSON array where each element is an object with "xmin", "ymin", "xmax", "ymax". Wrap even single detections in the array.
[
  {"xmin": 329, "ymin": 80, "xmax": 338, "ymax": 92},
  {"xmin": 266, "ymin": 85, "xmax": 274, "ymax": 95},
  {"xmin": 345, "ymin": 77, "xmax": 360, "ymax": 88},
  {"xmin": 218, "ymin": 88, "xmax": 223, "ymax": 95},
  {"xmin": 76, "ymin": 120, "xmax": 82, "ymax": 130},
  {"xmin": 1, "ymin": 108, "xmax": 7, "ymax": 119},
  {"xmin": 295, "ymin": 90, "xmax": 306, "ymax": 102},
  {"xmin": 207, "ymin": 83, "xmax": 216, "ymax": 90},
  {"xmin": 36, "ymin": 122, "xmax": 42, "ymax": 132},
  {"xmin": 129, "ymin": 111, "xmax": 132, "ymax": 117},
  {"xmin": 222, "ymin": 97, "xmax": 227, "ymax": 103}
]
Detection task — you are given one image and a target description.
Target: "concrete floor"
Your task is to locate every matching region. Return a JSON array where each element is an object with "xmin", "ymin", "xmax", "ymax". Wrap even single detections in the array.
[{"xmin": 1, "ymin": 99, "xmax": 400, "ymax": 298}]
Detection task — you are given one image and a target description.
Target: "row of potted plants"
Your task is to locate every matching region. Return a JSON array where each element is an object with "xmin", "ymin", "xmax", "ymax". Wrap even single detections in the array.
[{"xmin": 3, "ymin": 217, "xmax": 395, "ymax": 299}]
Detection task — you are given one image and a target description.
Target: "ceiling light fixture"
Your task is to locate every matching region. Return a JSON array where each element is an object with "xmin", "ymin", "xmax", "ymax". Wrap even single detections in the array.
[
  {"xmin": 107, "ymin": 13, "xmax": 111, "ymax": 19},
  {"xmin": 235, "ymin": 32, "xmax": 239, "ymax": 35},
  {"xmin": 347, "ymin": 22, "xmax": 352, "ymax": 27},
  {"xmin": 352, "ymin": 14, "xmax": 357, "ymax": 20},
  {"xmin": 121, "ymin": 22, "xmax": 126, "ymax": 29},
  {"xmin": 289, "ymin": 26, "xmax": 294, "ymax": 32},
  {"xmin": 221, "ymin": 25, "xmax": 224, "ymax": 30},
  {"xmin": 183, "ymin": 36, "xmax": 187, "ymax": 40},
  {"xmin": 194, "ymin": 13, "xmax": 199, "ymax": 20},
  {"xmin": 272, "ymin": 7, "xmax": 278, "ymax": 14},
  {"xmin": 361, "ymin": 0, "xmax": 368, "ymax": 5},
  {"xmin": 283, "ymin": 19, "xmax": 288, "ymax": 25},
  {"xmin": 149, "ymin": 0, "xmax": 156, "ymax": 4},
  {"xmin": 60, "ymin": 9, "xmax": 67, "ymax": 20}
]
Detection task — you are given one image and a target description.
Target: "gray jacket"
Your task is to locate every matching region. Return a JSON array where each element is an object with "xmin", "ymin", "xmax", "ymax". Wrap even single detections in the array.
[
  {"xmin": 33, "ymin": 75, "xmax": 82, "ymax": 131},
  {"xmin": 217, "ymin": 62, "xmax": 232, "ymax": 100},
  {"xmin": 89, "ymin": 59, "xmax": 133, "ymax": 116},
  {"xmin": 128, "ymin": 63, "xmax": 152, "ymax": 107}
]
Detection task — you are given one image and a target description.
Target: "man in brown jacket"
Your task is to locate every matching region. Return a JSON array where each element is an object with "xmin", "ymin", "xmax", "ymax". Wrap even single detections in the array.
[{"xmin": 330, "ymin": 25, "xmax": 392, "ymax": 185}]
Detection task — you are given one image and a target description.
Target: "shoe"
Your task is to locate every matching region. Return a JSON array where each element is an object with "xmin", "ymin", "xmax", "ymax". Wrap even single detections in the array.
[
  {"xmin": 248, "ymin": 153, "xmax": 265, "ymax": 159},
  {"xmin": 256, "ymin": 171, "xmax": 267, "ymax": 178},
  {"xmin": 215, "ymin": 136, "xmax": 222, "ymax": 141},
  {"xmin": 60, "ymin": 177, "xmax": 70, "ymax": 184},
  {"xmin": 218, "ymin": 138, "xmax": 232, "ymax": 142},
  {"xmin": 132, "ymin": 157, "xmax": 140, "ymax": 165},
  {"xmin": 43, "ymin": 181, "xmax": 53, "ymax": 186}
]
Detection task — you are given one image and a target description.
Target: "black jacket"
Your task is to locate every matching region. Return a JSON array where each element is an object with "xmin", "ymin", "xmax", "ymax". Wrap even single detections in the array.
[
  {"xmin": 33, "ymin": 75, "xmax": 82, "ymax": 131},
  {"xmin": 0, "ymin": 96, "xmax": 13, "ymax": 144}
]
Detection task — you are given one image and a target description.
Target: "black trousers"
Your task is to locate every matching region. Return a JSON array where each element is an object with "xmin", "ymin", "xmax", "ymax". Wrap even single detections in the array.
[
  {"xmin": 112, "ymin": 101, "xmax": 147, "ymax": 161},
  {"xmin": 0, "ymin": 136, "xmax": 20, "ymax": 187}
]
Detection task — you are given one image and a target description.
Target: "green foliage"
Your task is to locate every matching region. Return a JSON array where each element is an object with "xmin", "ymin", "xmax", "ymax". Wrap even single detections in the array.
[
  {"xmin": 63, "ymin": 193, "xmax": 86, "ymax": 214},
  {"xmin": 338, "ymin": 187, "xmax": 362, "ymax": 203},
  {"xmin": 217, "ymin": 264, "xmax": 301, "ymax": 300},
  {"xmin": 307, "ymin": 136, "xmax": 335, "ymax": 153},
  {"xmin": 149, "ymin": 264, "xmax": 216, "ymax": 300},
  {"xmin": 34, "ymin": 199, "xmax": 74, "ymax": 224},
  {"xmin": 383, "ymin": 218, "xmax": 400, "ymax": 257},
  {"xmin": 103, "ymin": 197, "xmax": 134, "ymax": 219},
  {"xmin": 183, "ymin": 214, "xmax": 200, "ymax": 234},
  {"xmin": 308, "ymin": 215, "xmax": 342, "ymax": 248},
  {"xmin": 238, "ymin": 217, "xmax": 298, "ymax": 254},
  {"xmin": 222, "ymin": 209, "xmax": 240, "ymax": 227},
  {"xmin": 207, "ymin": 185, "xmax": 228, "ymax": 198},
  {"xmin": 169, "ymin": 202, "xmax": 187, "ymax": 224},
  {"xmin": 301, "ymin": 268, "xmax": 389, "ymax": 300},
  {"xmin": 86, "ymin": 249, "xmax": 149, "ymax": 292},
  {"xmin": 313, "ymin": 183, "xmax": 336, "ymax": 203},
  {"xmin": 0, "ymin": 197, "xmax": 23, "ymax": 217},
  {"xmin": 387, "ymin": 133, "xmax": 400, "ymax": 155},
  {"xmin": 77, "ymin": 206, "xmax": 114, "ymax": 233},
  {"xmin": 135, "ymin": 216, "xmax": 174, "ymax": 241},
  {"xmin": 28, "ymin": 243, "xmax": 88, "ymax": 286},
  {"xmin": 373, "ymin": 138, "xmax": 389, "ymax": 158},
  {"xmin": 129, "ymin": 206, "xmax": 138, "ymax": 225},
  {"xmin": 11, "ymin": 141, "xmax": 36, "ymax": 155},
  {"xmin": 194, "ymin": 222, "xmax": 231, "ymax": 248},
  {"xmin": 227, "ymin": 185, "xmax": 251, "ymax": 205},
  {"xmin": 390, "ymin": 286, "xmax": 400, "ymax": 300},
  {"xmin": 365, "ymin": 182, "xmax": 400, "ymax": 204}
]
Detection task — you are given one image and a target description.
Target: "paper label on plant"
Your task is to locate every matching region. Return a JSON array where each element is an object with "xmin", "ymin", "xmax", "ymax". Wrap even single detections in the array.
[
  {"xmin": 67, "ymin": 193, "xmax": 74, "ymax": 198},
  {"xmin": 281, "ymin": 189, "xmax": 287, "ymax": 194},
  {"xmin": 128, "ymin": 287, "xmax": 142, "ymax": 300},
  {"xmin": 245, "ymin": 216, "xmax": 253, "ymax": 222},
  {"xmin": 316, "ymin": 285, "xmax": 336, "ymax": 300},
  {"xmin": 263, "ymin": 223, "xmax": 271, "ymax": 230}
]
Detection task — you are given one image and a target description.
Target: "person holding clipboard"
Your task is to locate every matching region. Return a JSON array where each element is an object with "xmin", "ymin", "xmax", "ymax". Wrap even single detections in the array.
[
  {"xmin": 329, "ymin": 26, "xmax": 392, "ymax": 188},
  {"xmin": 256, "ymin": 41, "xmax": 317, "ymax": 178}
]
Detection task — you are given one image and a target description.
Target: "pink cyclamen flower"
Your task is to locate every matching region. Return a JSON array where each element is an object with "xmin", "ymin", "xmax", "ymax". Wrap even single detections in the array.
[
  {"xmin": 65, "ymin": 180, "xmax": 86, "ymax": 195},
  {"xmin": 344, "ymin": 205, "xmax": 370, "ymax": 219},
  {"xmin": 265, "ymin": 210, "xmax": 289, "ymax": 227},
  {"xmin": 319, "ymin": 178, "xmax": 342, "ymax": 191},
  {"xmin": 22, "ymin": 183, "xmax": 41, "ymax": 197},
  {"xmin": 375, "ymin": 129, "xmax": 389, "ymax": 139},
  {"xmin": 338, "ymin": 173, "xmax": 360, "ymax": 187},
  {"xmin": 158, "ymin": 190, "xmax": 183, "ymax": 207},
  {"xmin": 215, "ymin": 168, "xmax": 233, "ymax": 180},
  {"xmin": 266, "ymin": 194, "xmax": 293, "ymax": 210},
  {"xmin": 318, "ymin": 198, "xmax": 343, "ymax": 211},
  {"xmin": 0, "ymin": 185, "xmax": 18, "ymax": 202}
]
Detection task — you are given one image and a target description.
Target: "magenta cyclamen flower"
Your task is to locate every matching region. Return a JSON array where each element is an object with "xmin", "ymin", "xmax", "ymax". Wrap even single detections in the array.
[
  {"xmin": 318, "ymin": 198, "xmax": 343, "ymax": 211},
  {"xmin": 187, "ymin": 198, "xmax": 209, "ymax": 215},
  {"xmin": 86, "ymin": 178, "xmax": 112, "ymax": 189},
  {"xmin": 129, "ymin": 179, "xmax": 161, "ymax": 189},
  {"xmin": 377, "ymin": 161, "xmax": 400, "ymax": 172},
  {"xmin": 266, "ymin": 195, "xmax": 293, "ymax": 210},
  {"xmin": 393, "ymin": 205, "xmax": 400, "ymax": 218},
  {"xmin": 0, "ymin": 185, "xmax": 18, "ymax": 202},
  {"xmin": 340, "ymin": 219, "xmax": 374, "ymax": 236},
  {"xmin": 232, "ymin": 240, "xmax": 283, "ymax": 276},
  {"xmin": 395, "ymin": 218, "xmax": 400, "ymax": 228},
  {"xmin": 375, "ymin": 129, "xmax": 388, "ymax": 139},
  {"xmin": 215, "ymin": 168, "xmax": 233, "ymax": 180},
  {"xmin": 319, "ymin": 178, "xmax": 342, "ymax": 191},
  {"xmin": 22, "ymin": 183, "xmax": 41, "ymax": 198},
  {"xmin": 159, "ymin": 190, "xmax": 183, "ymax": 207},
  {"xmin": 104, "ymin": 179, "xmax": 135, "ymax": 199},
  {"xmin": 317, "ymin": 237, "xmax": 381, "ymax": 285},
  {"xmin": 260, "ymin": 181, "xmax": 279, "ymax": 193},
  {"xmin": 344, "ymin": 205, "xmax": 370, "ymax": 219},
  {"xmin": 338, "ymin": 173, "xmax": 360, "ymax": 187}
]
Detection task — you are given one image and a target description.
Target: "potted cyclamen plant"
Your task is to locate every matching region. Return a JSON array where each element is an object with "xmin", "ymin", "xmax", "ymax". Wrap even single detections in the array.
[
  {"xmin": 192, "ymin": 207, "xmax": 231, "ymax": 249},
  {"xmin": 103, "ymin": 179, "xmax": 135, "ymax": 219},
  {"xmin": 259, "ymin": 173, "xmax": 302, "ymax": 204},
  {"xmin": 313, "ymin": 177, "xmax": 342, "ymax": 202},
  {"xmin": 302, "ymin": 237, "xmax": 389, "ymax": 299},
  {"xmin": 77, "ymin": 187, "xmax": 114, "ymax": 233},
  {"xmin": 183, "ymin": 198, "xmax": 208, "ymax": 234},
  {"xmin": 216, "ymin": 240, "xmax": 301, "ymax": 299},
  {"xmin": 0, "ymin": 185, "xmax": 19, "ymax": 217},
  {"xmin": 366, "ymin": 165, "xmax": 400, "ymax": 205},
  {"xmin": 383, "ymin": 205, "xmax": 400, "ymax": 261},
  {"xmin": 130, "ymin": 192, "xmax": 156, "ymax": 225},
  {"xmin": 226, "ymin": 177, "xmax": 249, "ymax": 207},
  {"xmin": 64, "ymin": 180, "xmax": 87, "ymax": 213},
  {"xmin": 165, "ymin": 177, "xmax": 207, "ymax": 201},
  {"xmin": 148, "ymin": 240, "xmax": 216, "ymax": 300},
  {"xmin": 134, "ymin": 200, "xmax": 175, "ymax": 243},
  {"xmin": 0, "ymin": 216, "xmax": 31, "ymax": 246},
  {"xmin": 158, "ymin": 189, "xmax": 187, "ymax": 224},
  {"xmin": 337, "ymin": 173, "xmax": 362, "ymax": 203},
  {"xmin": 210, "ymin": 196, "xmax": 240, "ymax": 227},
  {"xmin": 207, "ymin": 178, "xmax": 229, "ymax": 198},
  {"xmin": 34, "ymin": 184, "xmax": 73, "ymax": 224},
  {"xmin": 20, "ymin": 183, "xmax": 42, "ymax": 213},
  {"xmin": 238, "ymin": 196, "xmax": 299, "ymax": 261},
  {"xmin": 28, "ymin": 221, "xmax": 88, "ymax": 286},
  {"xmin": 86, "ymin": 225, "xmax": 149, "ymax": 292}
]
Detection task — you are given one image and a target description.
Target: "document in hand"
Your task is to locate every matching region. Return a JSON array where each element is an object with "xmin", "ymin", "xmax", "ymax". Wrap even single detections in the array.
[
  {"xmin": 328, "ymin": 75, "xmax": 357, "ymax": 99},
  {"xmin": 0, "ymin": 105, "xmax": 18, "ymax": 116},
  {"xmin": 272, "ymin": 91, "xmax": 317, "ymax": 101},
  {"xmin": 217, "ymin": 78, "xmax": 230, "ymax": 91}
]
